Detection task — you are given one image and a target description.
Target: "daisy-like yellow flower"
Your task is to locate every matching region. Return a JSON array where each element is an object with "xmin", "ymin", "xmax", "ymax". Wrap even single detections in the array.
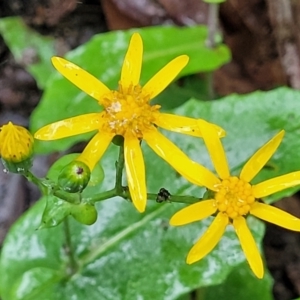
[
  {"xmin": 170, "ymin": 121, "xmax": 300, "ymax": 278},
  {"xmin": 34, "ymin": 33, "xmax": 224, "ymax": 213}
]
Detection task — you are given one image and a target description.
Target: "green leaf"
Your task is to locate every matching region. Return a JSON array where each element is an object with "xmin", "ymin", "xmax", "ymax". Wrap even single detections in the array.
[
  {"xmin": 199, "ymin": 263, "xmax": 273, "ymax": 300},
  {"xmin": 0, "ymin": 197, "xmax": 265, "ymax": 300},
  {"xmin": 0, "ymin": 142, "xmax": 263, "ymax": 299},
  {"xmin": 40, "ymin": 195, "xmax": 71, "ymax": 228},
  {"xmin": 204, "ymin": 261, "xmax": 273, "ymax": 300},
  {"xmin": 178, "ymin": 261, "xmax": 273, "ymax": 300},
  {"xmin": 40, "ymin": 195, "xmax": 97, "ymax": 228},
  {"xmin": 171, "ymin": 87, "xmax": 300, "ymax": 202},
  {"xmin": 154, "ymin": 75, "xmax": 211, "ymax": 110},
  {"xmin": 30, "ymin": 26, "xmax": 231, "ymax": 153},
  {"xmin": 0, "ymin": 17, "xmax": 55, "ymax": 89},
  {"xmin": 3, "ymin": 87, "xmax": 300, "ymax": 299}
]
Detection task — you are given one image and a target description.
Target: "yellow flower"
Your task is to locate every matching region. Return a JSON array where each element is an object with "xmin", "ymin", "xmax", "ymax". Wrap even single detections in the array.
[
  {"xmin": 170, "ymin": 122, "xmax": 300, "ymax": 279},
  {"xmin": 0, "ymin": 122, "xmax": 34, "ymax": 163},
  {"xmin": 34, "ymin": 33, "xmax": 224, "ymax": 213}
]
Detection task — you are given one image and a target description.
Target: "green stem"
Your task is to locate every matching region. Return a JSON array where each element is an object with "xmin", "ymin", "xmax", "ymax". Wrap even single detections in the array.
[
  {"xmin": 205, "ymin": 3, "xmax": 220, "ymax": 100},
  {"xmin": 86, "ymin": 188, "xmax": 117, "ymax": 204},
  {"xmin": 115, "ymin": 143, "xmax": 125, "ymax": 194},
  {"xmin": 24, "ymin": 145, "xmax": 201, "ymax": 205},
  {"xmin": 63, "ymin": 218, "xmax": 78, "ymax": 276},
  {"xmin": 24, "ymin": 170, "xmax": 47, "ymax": 193},
  {"xmin": 53, "ymin": 189, "xmax": 81, "ymax": 204},
  {"xmin": 147, "ymin": 193, "xmax": 200, "ymax": 204},
  {"xmin": 87, "ymin": 189, "xmax": 200, "ymax": 205},
  {"xmin": 206, "ymin": 3, "xmax": 219, "ymax": 49}
]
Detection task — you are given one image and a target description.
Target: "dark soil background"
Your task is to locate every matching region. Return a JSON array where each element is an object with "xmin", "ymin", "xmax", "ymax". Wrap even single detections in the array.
[{"xmin": 1, "ymin": 0, "xmax": 300, "ymax": 299}]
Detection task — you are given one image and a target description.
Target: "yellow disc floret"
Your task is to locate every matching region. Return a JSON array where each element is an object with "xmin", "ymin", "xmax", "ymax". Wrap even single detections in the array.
[
  {"xmin": 214, "ymin": 176, "xmax": 255, "ymax": 219},
  {"xmin": 101, "ymin": 83, "xmax": 160, "ymax": 138}
]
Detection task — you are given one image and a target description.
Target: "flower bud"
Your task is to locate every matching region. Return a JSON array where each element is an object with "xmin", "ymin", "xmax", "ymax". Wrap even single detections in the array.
[
  {"xmin": 58, "ymin": 160, "xmax": 91, "ymax": 193},
  {"xmin": 0, "ymin": 122, "xmax": 34, "ymax": 173},
  {"xmin": 71, "ymin": 203, "xmax": 98, "ymax": 225}
]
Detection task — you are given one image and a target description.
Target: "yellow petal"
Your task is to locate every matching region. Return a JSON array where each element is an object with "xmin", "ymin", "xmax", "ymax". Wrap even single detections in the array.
[
  {"xmin": 186, "ymin": 212, "xmax": 228, "ymax": 264},
  {"xmin": 197, "ymin": 119, "xmax": 230, "ymax": 180},
  {"xmin": 252, "ymin": 171, "xmax": 300, "ymax": 198},
  {"xmin": 143, "ymin": 129, "xmax": 220, "ymax": 190},
  {"xmin": 197, "ymin": 119, "xmax": 226, "ymax": 138},
  {"xmin": 155, "ymin": 113, "xmax": 225, "ymax": 138},
  {"xmin": 233, "ymin": 216, "xmax": 264, "ymax": 279},
  {"xmin": 124, "ymin": 134, "xmax": 147, "ymax": 213},
  {"xmin": 250, "ymin": 202, "xmax": 300, "ymax": 231},
  {"xmin": 76, "ymin": 131, "xmax": 113, "ymax": 171},
  {"xmin": 121, "ymin": 33, "xmax": 143, "ymax": 88},
  {"xmin": 240, "ymin": 130, "xmax": 285, "ymax": 182},
  {"xmin": 51, "ymin": 57, "xmax": 110, "ymax": 103},
  {"xmin": 34, "ymin": 113, "xmax": 102, "ymax": 140},
  {"xmin": 170, "ymin": 200, "xmax": 217, "ymax": 226},
  {"xmin": 143, "ymin": 55, "xmax": 189, "ymax": 100}
]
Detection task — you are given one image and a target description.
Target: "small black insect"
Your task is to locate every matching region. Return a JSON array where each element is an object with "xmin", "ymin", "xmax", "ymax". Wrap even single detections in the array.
[{"xmin": 156, "ymin": 188, "xmax": 171, "ymax": 203}]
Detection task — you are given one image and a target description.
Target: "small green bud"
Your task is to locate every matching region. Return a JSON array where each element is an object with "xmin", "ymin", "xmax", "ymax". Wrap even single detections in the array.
[
  {"xmin": 71, "ymin": 203, "xmax": 98, "ymax": 225},
  {"xmin": 58, "ymin": 160, "xmax": 91, "ymax": 193},
  {"xmin": 0, "ymin": 122, "xmax": 34, "ymax": 174}
]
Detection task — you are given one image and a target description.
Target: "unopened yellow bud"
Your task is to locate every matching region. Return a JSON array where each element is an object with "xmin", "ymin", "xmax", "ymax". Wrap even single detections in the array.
[{"xmin": 0, "ymin": 122, "xmax": 34, "ymax": 173}]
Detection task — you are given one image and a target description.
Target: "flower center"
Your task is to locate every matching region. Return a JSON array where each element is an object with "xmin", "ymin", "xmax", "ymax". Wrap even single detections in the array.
[
  {"xmin": 100, "ymin": 83, "xmax": 160, "ymax": 138},
  {"xmin": 214, "ymin": 176, "xmax": 255, "ymax": 219}
]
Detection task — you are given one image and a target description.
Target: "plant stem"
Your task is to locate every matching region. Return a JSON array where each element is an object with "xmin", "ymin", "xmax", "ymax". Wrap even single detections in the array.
[
  {"xmin": 115, "ymin": 143, "xmax": 125, "ymax": 194},
  {"xmin": 24, "ymin": 170, "xmax": 47, "ymax": 193},
  {"xmin": 206, "ymin": 3, "xmax": 220, "ymax": 100},
  {"xmin": 206, "ymin": 3, "xmax": 219, "ymax": 49},
  {"xmin": 147, "ymin": 192, "xmax": 200, "ymax": 204},
  {"xmin": 87, "ymin": 189, "xmax": 200, "ymax": 205},
  {"xmin": 87, "ymin": 188, "xmax": 117, "ymax": 204},
  {"xmin": 63, "ymin": 218, "xmax": 78, "ymax": 276},
  {"xmin": 54, "ymin": 189, "xmax": 81, "ymax": 204},
  {"xmin": 24, "ymin": 144, "xmax": 201, "ymax": 206}
]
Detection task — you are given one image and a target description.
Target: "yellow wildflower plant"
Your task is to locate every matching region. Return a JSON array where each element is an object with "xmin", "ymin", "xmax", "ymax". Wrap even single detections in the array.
[
  {"xmin": 34, "ymin": 33, "xmax": 224, "ymax": 213},
  {"xmin": 0, "ymin": 121, "xmax": 34, "ymax": 163},
  {"xmin": 170, "ymin": 121, "xmax": 300, "ymax": 279}
]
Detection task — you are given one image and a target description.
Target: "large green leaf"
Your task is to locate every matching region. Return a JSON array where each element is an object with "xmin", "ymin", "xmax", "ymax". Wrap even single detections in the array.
[
  {"xmin": 178, "ymin": 262, "xmax": 273, "ymax": 300},
  {"xmin": 1, "ymin": 197, "xmax": 264, "ymax": 300},
  {"xmin": 30, "ymin": 26, "xmax": 231, "ymax": 153},
  {"xmin": 0, "ymin": 132, "xmax": 263, "ymax": 299},
  {"xmin": 2, "ymin": 87, "xmax": 300, "ymax": 299},
  {"xmin": 203, "ymin": 261, "xmax": 273, "ymax": 300},
  {"xmin": 0, "ymin": 17, "xmax": 55, "ymax": 89},
  {"xmin": 170, "ymin": 87, "xmax": 300, "ymax": 201}
]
